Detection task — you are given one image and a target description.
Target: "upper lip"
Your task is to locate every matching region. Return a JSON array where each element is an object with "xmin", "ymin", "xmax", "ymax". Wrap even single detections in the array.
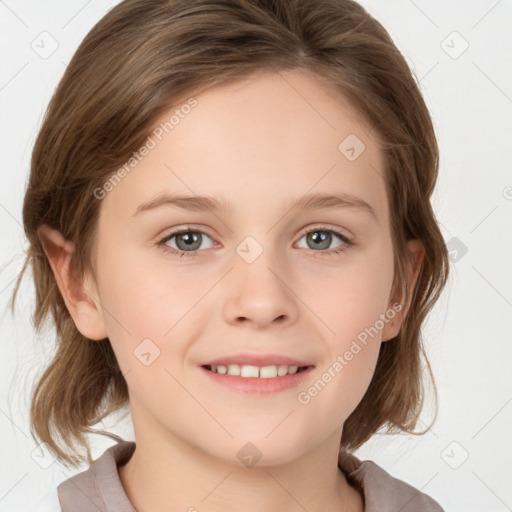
[{"xmin": 200, "ymin": 353, "xmax": 315, "ymax": 367}]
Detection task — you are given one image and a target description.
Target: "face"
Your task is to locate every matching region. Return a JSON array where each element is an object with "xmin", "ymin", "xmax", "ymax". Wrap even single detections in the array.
[{"xmin": 86, "ymin": 69, "xmax": 402, "ymax": 466}]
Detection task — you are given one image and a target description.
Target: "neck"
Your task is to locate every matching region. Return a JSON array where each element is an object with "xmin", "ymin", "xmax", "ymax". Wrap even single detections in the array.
[{"xmin": 118, "ymin": 425, "xmax": 362, "ymax": 512}]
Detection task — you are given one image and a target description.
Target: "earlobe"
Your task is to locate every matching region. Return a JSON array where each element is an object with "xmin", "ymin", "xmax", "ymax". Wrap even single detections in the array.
[
  {"xmin": 381, "ymin": 239, "xmax": 425, "ymax": 342},
  {"xmin": 37, "ymin": 224, "xmax": 108, "ymax": 341}
]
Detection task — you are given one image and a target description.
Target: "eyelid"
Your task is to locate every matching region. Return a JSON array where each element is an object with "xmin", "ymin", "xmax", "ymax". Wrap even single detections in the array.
[
  {"xmin": 296, "ymin": 223, "xmax": 353, "ymax": 242},
  {"xmin": 157, "ymin": 224, "xmax": 215, "ymax": 242},
  {"xmin": 157, "ymin": 223, "xmax": 354, "ymax": 257},
  {"xmin": 158, "ymin": 223, "xmax": 352, "ymax": 244}
]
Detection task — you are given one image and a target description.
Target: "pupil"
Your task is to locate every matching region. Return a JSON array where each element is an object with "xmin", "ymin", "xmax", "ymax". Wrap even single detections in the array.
[
  {"xmin": 178, "ymin": 232, "xmax": 200, "ymax": 250},
  {"xmin": 183, "ymin": 233, "xmax": 194, "ymax": 245},
  {"xmin": 309, "ymin": 231, "xmax": 330, "ymax": 250}
]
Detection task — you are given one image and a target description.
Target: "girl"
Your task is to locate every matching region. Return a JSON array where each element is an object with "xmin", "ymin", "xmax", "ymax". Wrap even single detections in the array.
[{"xmin": 12, "ymin": 0, "xmax": 450, "ymax": 510}]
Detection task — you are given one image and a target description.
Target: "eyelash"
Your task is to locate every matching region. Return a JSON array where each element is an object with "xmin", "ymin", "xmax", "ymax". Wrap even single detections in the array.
[{"xmin": 157, "ymin": 225, "xmax": 353, "ymax": 260}]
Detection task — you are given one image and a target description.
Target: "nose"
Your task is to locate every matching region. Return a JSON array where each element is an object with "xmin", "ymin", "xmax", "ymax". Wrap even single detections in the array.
[{"xmin": 222, "ymin": 248, "xmax": 299, "ymax": 329}]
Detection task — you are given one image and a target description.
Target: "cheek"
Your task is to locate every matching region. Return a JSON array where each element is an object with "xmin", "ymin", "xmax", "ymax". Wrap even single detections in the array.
[
  {"xmin": 305, "ymin": 246, "xmax": 394, "ymax": 342},
  {"xmin": 300, "ymin": 243, "xmax": 393, "ymax": 407},
  {"xmin": 294, "ymin": 321, "xmax": 381, "ymax": 435},
  {"xmin": 94, "ymin": 247, "xmax": 210, "ymax": 371}
]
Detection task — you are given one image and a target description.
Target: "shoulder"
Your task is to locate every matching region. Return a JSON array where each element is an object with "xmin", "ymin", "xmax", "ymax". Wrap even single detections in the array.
[
  {"xmin": 57, "ymin": 439, "xmax": 137, "ymax": 511},
  {"xmin": 29, "ymin": 487, "xmax": 62, "ymax": 512},
  {"xmin": 338, "ymin": 449, "xmax": 445, "ymax": 512}
]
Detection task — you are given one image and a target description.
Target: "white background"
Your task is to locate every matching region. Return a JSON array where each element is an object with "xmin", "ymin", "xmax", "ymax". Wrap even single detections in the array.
[{"xmin": 1, "ymin": 1, "xmax": 511, "ymax": 511}]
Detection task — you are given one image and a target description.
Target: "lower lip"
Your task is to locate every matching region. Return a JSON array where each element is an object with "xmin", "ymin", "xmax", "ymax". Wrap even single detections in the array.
[{"xmin": 199, "ymin": 365, "xmax": 315, "ymax": 394}]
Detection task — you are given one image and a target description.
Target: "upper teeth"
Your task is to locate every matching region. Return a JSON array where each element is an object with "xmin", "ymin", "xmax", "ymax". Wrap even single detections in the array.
[{"xmin": 209, "ymin": 364, "xmax": 303, "ymax": 378}]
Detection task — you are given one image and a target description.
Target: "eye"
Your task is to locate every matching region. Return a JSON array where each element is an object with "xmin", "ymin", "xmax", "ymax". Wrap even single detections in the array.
[
  {"xmin": 295, "ymin": 226, "xmax": 352, "ymax": 256},
  {"xmin": 157, "ymin": 226, "xmax": 214, "ymax": 259},
  {"xmin": 157, "ymin": 225, "xmax": 353, "ymax": 260}
]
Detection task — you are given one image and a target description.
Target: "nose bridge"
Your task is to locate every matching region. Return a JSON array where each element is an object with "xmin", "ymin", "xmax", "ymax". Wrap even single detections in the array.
[
  {"xmin": 234, "ymin": 232, "xmax": 284, "ymax": 290},
  {"xmin": 223, "ymin": 232, "xmax": 298, "ymax": 326}
]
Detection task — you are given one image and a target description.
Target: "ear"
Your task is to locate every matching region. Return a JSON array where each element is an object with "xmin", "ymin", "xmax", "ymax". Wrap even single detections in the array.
[
  {"xmin": 37, "ymin": 224, "xmax": 108, "ymax": 341},
  {"xmin": 381, "ymin": 239, "xmax": 425, "ymax": 342}
]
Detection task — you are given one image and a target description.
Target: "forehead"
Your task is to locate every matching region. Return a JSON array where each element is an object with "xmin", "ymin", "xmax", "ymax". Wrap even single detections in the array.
[{"xmin": 100, "ymin": 68, "xmax": 388, "ymax": 227}]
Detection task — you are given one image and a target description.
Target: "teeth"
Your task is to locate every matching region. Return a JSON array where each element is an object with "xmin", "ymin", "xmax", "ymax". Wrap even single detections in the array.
[
  {"xmin": 261, "ymin": 365, "xmax": 278, "ymax": 378},
  {"xmin": 208, "ymin": 364, "xmax": 303, "ymax": 378},
  {"xmin": 228, "ymin": 364, "xmax": 240, "ymax": 376}
]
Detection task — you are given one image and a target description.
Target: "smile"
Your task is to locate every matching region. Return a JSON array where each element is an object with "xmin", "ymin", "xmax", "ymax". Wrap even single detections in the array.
[
  {"xmin": 204, "ymin": 363, "xmax": 311, "ymax": 378},
  {"xmin": 199, "ymin": 364, "xmax": 314, "ymax": 394}
]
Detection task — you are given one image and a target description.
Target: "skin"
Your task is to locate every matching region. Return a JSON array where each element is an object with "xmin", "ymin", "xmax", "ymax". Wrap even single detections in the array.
[{"xmin": 39, "ymin": 68, "xmax": 424, "ymax": 512}]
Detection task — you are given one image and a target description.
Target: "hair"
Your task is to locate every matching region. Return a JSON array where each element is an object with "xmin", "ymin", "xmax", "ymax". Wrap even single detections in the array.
[{"xmin": 9, "ymin": 0, "xmax": 449, "ymax": 468}]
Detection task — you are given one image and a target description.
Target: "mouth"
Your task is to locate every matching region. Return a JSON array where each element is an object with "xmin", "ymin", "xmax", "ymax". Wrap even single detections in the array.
[
  {"xmin": 199, "ymin": 363, "xmax": 315, "ymax": 394},
  {"xmin": 202, "ymin": 364, "xmax": 313, "ymax": 378}
]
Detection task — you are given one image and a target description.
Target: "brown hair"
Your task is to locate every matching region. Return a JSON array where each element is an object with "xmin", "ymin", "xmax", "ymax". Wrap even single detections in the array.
[{"xmin": 10, "ymin": 0, "xmax": 449, "ymax": 468}]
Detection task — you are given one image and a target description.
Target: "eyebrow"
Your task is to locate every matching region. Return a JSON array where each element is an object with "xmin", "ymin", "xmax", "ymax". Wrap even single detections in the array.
[{"xmin": 132, "ymin": 192, "xmax": 377, "ymax": 220}]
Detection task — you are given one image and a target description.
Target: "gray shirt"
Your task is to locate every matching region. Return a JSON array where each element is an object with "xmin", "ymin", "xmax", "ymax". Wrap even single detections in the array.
[{"xmin": 56, "ymin": 439, "xmax": 445, "ymax": 511}]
